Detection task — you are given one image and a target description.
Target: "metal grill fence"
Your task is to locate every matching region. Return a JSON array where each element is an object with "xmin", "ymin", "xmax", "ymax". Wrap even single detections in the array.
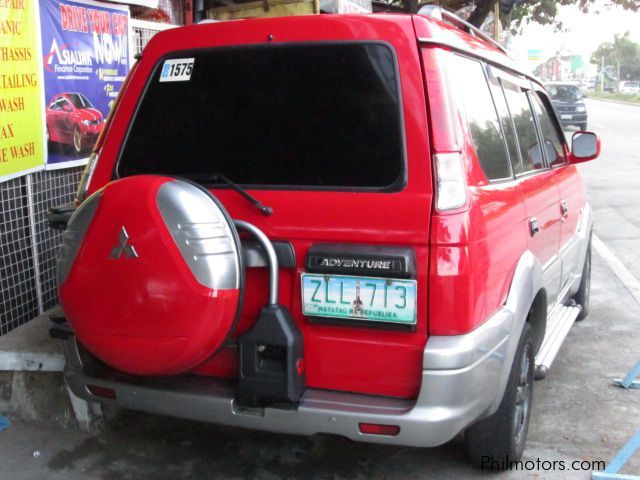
[
  {"xmin": 1, "ymin": 17, "xmax": 178, "ymax": 336},
  {"xmin": 131, "ymin": 18, "xmax": 177, "ymax": 59},
  {"xmin": 0, "ymin": 168, "xmax": 82, "ymax": 336}
]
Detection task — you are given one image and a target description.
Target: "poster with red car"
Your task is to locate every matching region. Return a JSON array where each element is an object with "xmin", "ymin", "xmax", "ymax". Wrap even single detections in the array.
[{"xmin": 39, "ymin": 0, "xmax": 130, "ymax": 168}]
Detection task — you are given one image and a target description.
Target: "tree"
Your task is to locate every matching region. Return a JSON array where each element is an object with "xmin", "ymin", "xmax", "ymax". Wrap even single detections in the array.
[
  {"xmin": 375, "ymin": 0, "xmax": 640, "ymax": 30},
  {"xmin": 591, "ymin": 32, "xmax": 640, "ymax": 83}
]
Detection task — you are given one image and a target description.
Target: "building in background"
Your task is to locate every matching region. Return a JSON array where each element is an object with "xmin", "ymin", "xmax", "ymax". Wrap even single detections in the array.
[{"xmin": 534, "ymin": 54, "xmax": 586, "ymax": 82}]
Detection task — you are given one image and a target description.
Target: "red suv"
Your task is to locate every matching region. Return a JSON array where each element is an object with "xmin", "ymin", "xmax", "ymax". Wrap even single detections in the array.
[{"xmin": 51, "ymin": 9, "xmax": 600, "ymax": 467}]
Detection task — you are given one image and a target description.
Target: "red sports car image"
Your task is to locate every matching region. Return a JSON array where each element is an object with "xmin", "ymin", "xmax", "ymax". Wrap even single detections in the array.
[{"xmin": 46, "ymin": 93, "xmax": 104, "ymax": 155}]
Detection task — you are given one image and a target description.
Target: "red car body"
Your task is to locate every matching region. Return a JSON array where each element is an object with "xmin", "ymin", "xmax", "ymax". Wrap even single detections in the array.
[
  {"xmin": 54, "ymin": 12, "xmax": 599, "ymax": 461},
  {"xmin": 46, "ymin": 92, "xmax": 103, "ymax": 153}
]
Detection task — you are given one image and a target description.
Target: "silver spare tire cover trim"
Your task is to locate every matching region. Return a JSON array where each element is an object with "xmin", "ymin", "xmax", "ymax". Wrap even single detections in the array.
[
  {"xmin": 57, "ymin": 191, "xmax": 102, "ymax": 286},
  {"xmin": 157, "ymin": 179, "xmax": 240, "ymax": 290}
]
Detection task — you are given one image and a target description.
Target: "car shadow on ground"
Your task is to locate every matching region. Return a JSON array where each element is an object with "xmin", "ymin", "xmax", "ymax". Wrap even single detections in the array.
[{"xmin": 45, "ymin": 410, "xmax": 477, "ymax": 480}]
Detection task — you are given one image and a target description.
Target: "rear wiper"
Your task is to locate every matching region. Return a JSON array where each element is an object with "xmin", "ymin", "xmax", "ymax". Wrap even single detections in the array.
[{"xmin": 211, "ymin": 173, "xmax": 273, "ymax": 217}]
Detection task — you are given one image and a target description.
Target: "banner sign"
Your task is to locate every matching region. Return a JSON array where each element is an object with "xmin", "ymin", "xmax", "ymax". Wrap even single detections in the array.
[
  {"xmin": 0, "ymin": 0, "xmax": 46, "ymax": 181},
  {"xmin": 39, "ymin": 0, "xmax": 129, "ymax": 168}
]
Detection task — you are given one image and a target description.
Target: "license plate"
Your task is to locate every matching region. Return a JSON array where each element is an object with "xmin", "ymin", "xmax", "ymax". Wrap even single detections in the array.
[
  {"xmin": 301, "ymin": 273, "xmax": 417, "ymax": 325},
  {"xmin": 561, "ymin": 114, "xmax": 572, "ymax": 120}
]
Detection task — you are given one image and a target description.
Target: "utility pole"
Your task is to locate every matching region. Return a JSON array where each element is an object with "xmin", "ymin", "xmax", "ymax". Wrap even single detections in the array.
[
  {"xmin": 494, "ymin": 2, "xmax": 500, "ymax": 43},
  {"xmin": 600, "ymin": 55, "xmax": 605, "ymax": 92}
]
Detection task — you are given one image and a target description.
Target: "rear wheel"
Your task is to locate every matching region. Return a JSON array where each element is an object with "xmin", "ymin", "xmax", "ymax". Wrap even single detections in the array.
[
  {"xmin": 573, "ymin": 240, "xmax": 591, "ymax": 321},
  {"xmin": 578, "ymin": 122, "xmax": 588, "ymax": 130},
  {"xmin": 465, "ymin": 322, "xmax": 534, "ymax": 470}
]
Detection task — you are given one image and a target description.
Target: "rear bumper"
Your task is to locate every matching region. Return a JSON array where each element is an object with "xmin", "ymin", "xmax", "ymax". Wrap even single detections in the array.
[
  {"xmin": 62, "ymin": 306, "xmax": 514, "ymax": 448},
  {"xmin": 558, "ymin": 113, "xmax": 588, "ymax": 126}
]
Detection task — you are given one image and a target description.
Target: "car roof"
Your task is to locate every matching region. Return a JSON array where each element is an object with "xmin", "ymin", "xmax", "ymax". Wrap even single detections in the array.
[{"xmin": 148, "ymin": 13, "xmax": 540, "ymax": 87}]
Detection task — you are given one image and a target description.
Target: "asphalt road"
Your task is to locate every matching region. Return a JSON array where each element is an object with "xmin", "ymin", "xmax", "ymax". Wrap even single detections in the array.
[
  {"xmin": 1, "ymin": 98, "xmax": 640, "ymax": 480},
  {"xmin": 579, "ymin": 99, "xmax": 640, "ymax": 278}
]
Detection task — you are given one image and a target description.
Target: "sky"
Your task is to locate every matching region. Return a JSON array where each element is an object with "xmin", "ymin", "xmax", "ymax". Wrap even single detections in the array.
[{"xmin": 508, "ymin": 1, "xmax": 640, "ymax": 75}]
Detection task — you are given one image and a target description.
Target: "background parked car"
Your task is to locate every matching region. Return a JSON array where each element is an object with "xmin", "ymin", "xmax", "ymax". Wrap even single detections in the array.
[
  {"xmin": 545, "ymin": 82, "xmax": 588, "ymax": 130},
  {"xmin": 46, "ymin": 93, "xmax": 104, "ymax": 155},
  {"xmin": 620, "ymin": 81, "xmax": 640, "ymax": 94}
]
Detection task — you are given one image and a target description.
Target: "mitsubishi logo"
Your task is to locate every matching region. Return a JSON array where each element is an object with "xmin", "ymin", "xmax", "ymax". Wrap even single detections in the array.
[{"xmin": 109, "ymin": 226, "xmax": 139, "ymax": 259}]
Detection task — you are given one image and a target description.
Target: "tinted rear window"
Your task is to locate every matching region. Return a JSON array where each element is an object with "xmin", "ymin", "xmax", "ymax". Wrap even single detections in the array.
[
  {"xmin": 545, "ymin": 85, "xmax": 581, "ymax": 102},
  {"xmin": 118, "ymin": 43, "xmax": 404, "ymax": 190},
  {"xmin": 449, "ymin": 55, "xmax": 511, "ymax": 181}
]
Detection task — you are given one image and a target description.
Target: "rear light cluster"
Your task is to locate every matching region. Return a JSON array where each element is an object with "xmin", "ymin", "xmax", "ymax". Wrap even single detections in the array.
[{"xmin": 434, "ymin": 152, "xmax": 467, "ymax": 211}]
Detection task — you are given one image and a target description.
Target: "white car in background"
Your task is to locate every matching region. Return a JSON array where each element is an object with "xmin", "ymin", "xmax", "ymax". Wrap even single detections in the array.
[{"xmin": 620, "ymin": 81, "xmax": 640, "ymax": 94}]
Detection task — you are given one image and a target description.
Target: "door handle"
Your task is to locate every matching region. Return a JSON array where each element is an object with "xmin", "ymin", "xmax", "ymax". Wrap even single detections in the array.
[
  {"xmin": 560, "ymin": 200, "xmax": 568, "ymax": 217},
  {"xmin": 529, "ymin": 218, "xmax": 540, "ymax": 237}
]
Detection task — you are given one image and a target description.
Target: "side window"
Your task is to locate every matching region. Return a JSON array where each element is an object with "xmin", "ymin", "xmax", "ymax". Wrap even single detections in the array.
[
  {"xmin": 489, "ymin": 78, "xmax": 522, "ymax": 175},
  {"xmin": 450, "ymin": 55, "xmax": 511, "ymax": 181},
  {"xmin": 530, "ymin": 92, "xmax": 567, "ymax": 166},
  {"xmin": 502, "ymin": 82, "xmax": 545, "ymax": 173}
]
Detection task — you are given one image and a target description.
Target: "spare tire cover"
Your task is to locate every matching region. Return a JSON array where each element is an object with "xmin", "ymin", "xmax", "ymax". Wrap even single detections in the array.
[{"xmin": 57, "ymin": 175, "xmax": 243, "ymax": 375}]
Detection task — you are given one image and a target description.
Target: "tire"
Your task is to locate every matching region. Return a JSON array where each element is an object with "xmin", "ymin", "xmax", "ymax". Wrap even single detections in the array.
[
  {"xmin": 465, "ymin": 322, "xmax": 534, "ymax": 470},
  {"xmin": 573, "ymin": 240, "xmax": 591, "ymax": 321},
  {"xmin": 73, "ymin": 126, "xmax": 83, "ymax": 155},
  {"xmin": 579, "ymin": 123, "xmax": 588, "ymax": 131}
]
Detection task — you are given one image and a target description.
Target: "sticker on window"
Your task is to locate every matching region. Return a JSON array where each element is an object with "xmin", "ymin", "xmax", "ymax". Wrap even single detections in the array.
[{"xmin": 159, "ymin": 58, "xmax": 195, "ymax": 82}]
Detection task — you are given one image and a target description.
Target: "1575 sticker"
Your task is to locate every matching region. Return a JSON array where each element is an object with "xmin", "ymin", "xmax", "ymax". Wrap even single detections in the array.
[{"xmin": 160, "ymin": 58, "xmax": 194, "ymax": 82}]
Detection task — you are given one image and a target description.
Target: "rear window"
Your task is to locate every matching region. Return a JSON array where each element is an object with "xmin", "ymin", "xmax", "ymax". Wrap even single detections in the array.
[
  {"xmin": 545, "ymin": 85, "xmax": 582, "ymax": 102},
  {"xmin": 117, "ymin": 43, "xmax": 405, "ymax": 190},
  {"xmin": 449, "ymin": 55, "xmax": 511, "ymax": 181}
]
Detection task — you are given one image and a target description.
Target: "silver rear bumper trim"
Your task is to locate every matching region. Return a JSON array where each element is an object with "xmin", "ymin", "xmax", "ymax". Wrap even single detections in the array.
[{"xmin": 64, "ymin": 303, "xmax": 513, "ymax": 448}]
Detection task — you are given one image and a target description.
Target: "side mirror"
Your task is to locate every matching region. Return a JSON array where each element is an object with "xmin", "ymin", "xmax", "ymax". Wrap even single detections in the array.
[
  {"xmin": 62, "ymin": 104, "xmax": 72, "ymax": 112},
  {"xmin": 569, "ymin": 131, "xmax": 600, "ymax": 164}
]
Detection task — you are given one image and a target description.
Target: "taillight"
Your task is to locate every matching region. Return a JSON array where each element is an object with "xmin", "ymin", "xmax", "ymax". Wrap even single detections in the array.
[
  {"xmin": 358, "ymin": 423, "xmax": 401, "ymax": 436},
  {"xmin": 74, "ymin": 152, "xmax": 99, "ymax": 205},
  {"xmin": 434, "ymin": 152, "xmax": 468, "ymax": 211}
]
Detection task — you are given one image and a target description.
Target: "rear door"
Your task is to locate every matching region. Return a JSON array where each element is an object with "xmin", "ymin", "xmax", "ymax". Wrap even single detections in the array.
[
  {"xmin": 530, "ymin": 89, "xmax": 586, "ymax": 291},
  {"xmin": 109, "ymin": 16, "xmax": 433, "ymax": 399}
]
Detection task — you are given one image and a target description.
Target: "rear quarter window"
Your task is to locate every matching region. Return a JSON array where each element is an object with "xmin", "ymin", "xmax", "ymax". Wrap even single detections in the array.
[
  {"xmin": 117, "ymin": 43, "xmax": 405, "ymax": 191},
  {"xmin": 448, "ymin": 55, "xmax": 511, "ymax": 182}
]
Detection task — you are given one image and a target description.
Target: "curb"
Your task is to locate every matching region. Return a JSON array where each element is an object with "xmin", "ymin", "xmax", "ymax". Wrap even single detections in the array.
[{"xmin": 586, "ymin": 96, "xmax": 640, "ymax": 108}]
